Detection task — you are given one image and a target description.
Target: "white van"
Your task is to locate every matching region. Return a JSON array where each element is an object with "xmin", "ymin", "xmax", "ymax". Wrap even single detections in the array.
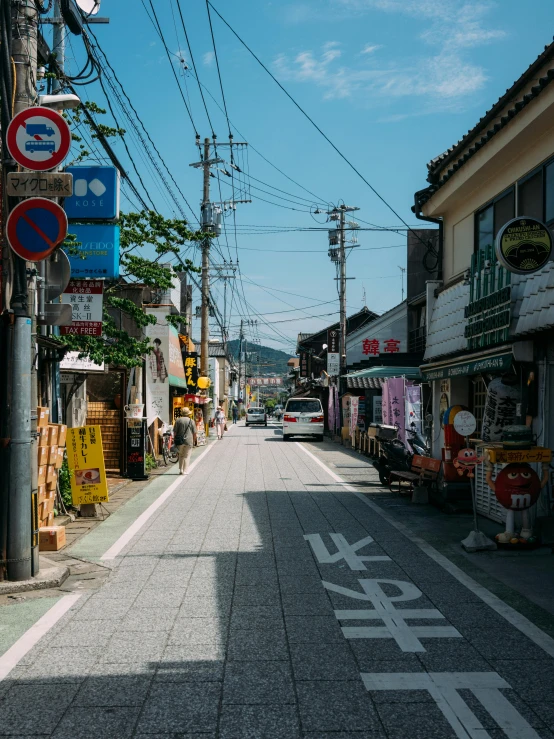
[{"xmin": 282, "ymin": 398, "xmax": 324, "ymax": 441}]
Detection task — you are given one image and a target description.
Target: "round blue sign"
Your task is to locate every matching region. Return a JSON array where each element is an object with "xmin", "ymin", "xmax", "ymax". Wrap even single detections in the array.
[{"xmin": 6, "ymin": 197, "xmax": 68, "ymax": 262}]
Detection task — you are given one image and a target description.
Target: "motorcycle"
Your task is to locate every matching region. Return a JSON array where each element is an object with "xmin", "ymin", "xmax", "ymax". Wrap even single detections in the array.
[{"xmin": 374, "ymin": 422, "xmax": 431, "ymax": 486}]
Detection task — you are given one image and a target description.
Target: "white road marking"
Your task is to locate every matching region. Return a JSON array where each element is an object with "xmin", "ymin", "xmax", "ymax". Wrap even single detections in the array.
[
  {"xmin": 304, "ymin": 533, "xmax": 390, "ymax": 570},
  {"xmin": 362, "ymin": 672, "xmax": 541, "ymax": 739},
  {"xmin": 323, "ymin": 577, "xmax": 461, "ymax": 651},
  {"xmin": 296, "ymin": 442, "xmax": 554, "ymax": 659},
  {"xmin": 101, "ymin": 441, "xmax": 216, "ymax": 561},
  {"xmin": 0, "ymin": 593, "xmax": 81, "ymax": 682}
]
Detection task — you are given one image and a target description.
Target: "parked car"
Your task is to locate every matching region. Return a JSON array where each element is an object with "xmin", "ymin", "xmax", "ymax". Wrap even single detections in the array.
[
  {"xmin": 245, "ymin": 406, "xmax": 267, "ymax": 426},
  {"xmin": 282, "ymin": 398, "xmax": 324, "ymax": 441}
]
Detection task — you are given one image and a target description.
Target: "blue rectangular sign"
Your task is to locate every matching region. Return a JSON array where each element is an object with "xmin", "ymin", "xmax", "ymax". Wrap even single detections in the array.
[
  {"xmin": 63, "ymin": 166, "xmax": 120, "ymax": 221},
  {"xmin": 64, "ymin": 223, "xmax": 120, "ymax": 279}
]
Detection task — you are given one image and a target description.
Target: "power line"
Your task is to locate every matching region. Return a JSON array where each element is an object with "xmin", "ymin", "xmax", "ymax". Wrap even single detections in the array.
[{"xmin": 206, "ymin": 1, "xmax": 434, "ymax": 251}]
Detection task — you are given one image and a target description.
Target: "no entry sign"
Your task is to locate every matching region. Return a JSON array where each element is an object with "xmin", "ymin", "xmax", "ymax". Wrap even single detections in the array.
[
  {"xmin": 6, "ymin": 107, "xmax": 71, "ymax": 171},
  {"xmin": 6, "ymin": 198, "xmax": 68, "ymax": 262}
]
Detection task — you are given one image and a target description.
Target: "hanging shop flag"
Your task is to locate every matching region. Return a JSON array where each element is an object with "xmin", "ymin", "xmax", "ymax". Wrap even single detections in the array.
[
  {"xmin": 387, "ymin": 377, "xmax": 406, "ymax": 444},
  {"xmin": 350, "ymin": 396, "xmax": 359, "ymax": 437},
  {"xmin": 67, "ymin": 425, "xmax": 109, "ymax": 505},
  {"xmin": 481, "ymin": 377, "xmax": 521, "ymax": 442},
  {"xmin": 60, "ymin": 279, "xmax": 103, "ymax": 336},
  {"xmin": 405, "ymin": 383, "xmax": 422, "ymax": 435},
  {"xmin": 381, "ymin": 381, "xmax": 390, "ymax": 425},
  {"xmin": 144, "ymin": 309, "xmax": 186, "ymax": 426}
]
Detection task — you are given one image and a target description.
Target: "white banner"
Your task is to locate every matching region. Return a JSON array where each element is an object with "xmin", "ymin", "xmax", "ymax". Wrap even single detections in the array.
[{"xmin": 145, "ymin": 310, "xmax": 170, "ymax": 426}]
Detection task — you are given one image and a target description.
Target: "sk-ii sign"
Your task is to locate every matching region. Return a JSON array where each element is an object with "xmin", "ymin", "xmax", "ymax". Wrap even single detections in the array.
[{"xmin": 63, "ymin": 166, "xmax": 120, "ymax": 221}]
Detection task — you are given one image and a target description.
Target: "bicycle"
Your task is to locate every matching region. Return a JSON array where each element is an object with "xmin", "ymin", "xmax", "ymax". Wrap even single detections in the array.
[{"xmin": 162, "ymin": 428, "xmax": 179, "ymax": 466}]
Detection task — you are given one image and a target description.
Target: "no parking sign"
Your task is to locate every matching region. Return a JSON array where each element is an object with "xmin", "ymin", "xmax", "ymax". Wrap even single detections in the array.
[{"xmin": 6, "ymin": 198, "xmax": 68, "ymax": 262}]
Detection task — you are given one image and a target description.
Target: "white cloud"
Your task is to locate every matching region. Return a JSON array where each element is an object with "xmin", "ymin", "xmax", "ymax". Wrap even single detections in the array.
[
  {"xmin": 275, "ymin": 1, "xmax": 506, "ymax": 110},
  {"xmin": 203, "ymin": 51, "xmax": 215, "ymax": 67},
  {"xmin": 361, "ymin": 44, "xmax": 382, "ymax": 54}
]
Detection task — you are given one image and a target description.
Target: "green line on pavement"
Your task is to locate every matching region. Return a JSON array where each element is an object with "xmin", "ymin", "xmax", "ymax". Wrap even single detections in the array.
[{"xmin": 0, "ymin": 597, "xmax": 60, "ymax": 659}]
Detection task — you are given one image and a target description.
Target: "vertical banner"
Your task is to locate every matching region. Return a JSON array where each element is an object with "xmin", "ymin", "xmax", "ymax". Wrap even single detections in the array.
[
  {"xmin": 405, "ymin": 383, "xmax": 422, "ymax": 434},
  {"xmin": 183, "ymin": 351, "xmax": 199, "ymax": 392},
  {"xmin": 381, "ymin": 381, "xmax": 390, "ymax": 425},
  {"xmin": 328, "ymin": 385, "xmax": 336, "ymax": 433},
  {"xmin": 145, "ymin": 310, "xmax": 170, "ymax": 426},
  {"xmin": 350, "ymin": 396, "xmax": 359, "ymax": 437},
  {"xmin": 388, "ymin": 377, "xmax": 406, "ymax": 444},
  {"xmin": 68, "ymin": 425, "xmax": 109, "ymax": 505}
]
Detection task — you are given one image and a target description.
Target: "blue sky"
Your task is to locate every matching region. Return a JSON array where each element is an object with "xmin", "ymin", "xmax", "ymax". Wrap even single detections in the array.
[{"xmin": 61, "ymin": 0, "xmax": 554, "ymax": 352}]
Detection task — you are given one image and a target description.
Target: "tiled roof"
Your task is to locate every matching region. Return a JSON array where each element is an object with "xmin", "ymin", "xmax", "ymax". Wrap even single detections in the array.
[
  {"xmin": 416, "ymin": 42, "xmax": 554, "ymax": 208},
  {"xmin": 347, "ymin": 376, "xmax": 383, "ymax": 389},
  {"xmin": 512, "ymin": 263, "xmax": 554, "ymax": 335},
  {"xmin": 424, "ymin": 282, "xmax": 469, "ymax": 361}
]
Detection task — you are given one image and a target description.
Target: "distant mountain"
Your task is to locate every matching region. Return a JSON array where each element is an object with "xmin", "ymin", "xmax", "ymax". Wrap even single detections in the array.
[{"xmin": 227, "ymin": 340, "xmax": 294, "ymax": 377}]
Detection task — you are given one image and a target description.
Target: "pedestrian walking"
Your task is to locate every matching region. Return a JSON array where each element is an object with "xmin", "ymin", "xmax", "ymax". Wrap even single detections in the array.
[
  {"xmin": 215, "ymin": 405, "xmax": 226, "ymax": 439},
  {"xmin": 232, "ymin": 405, "xmax": 238, "ymax": 424},
  {"xmin": 173, "ymin": 408, "xmax": 196, "ymax": 475}
]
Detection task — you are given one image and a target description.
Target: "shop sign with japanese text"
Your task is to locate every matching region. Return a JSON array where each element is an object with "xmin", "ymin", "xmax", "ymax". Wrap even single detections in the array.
[
  {"xmin": 184, "ymin": 351, "xmax": 199, "ymax": 391},
  {"xmin": 327, "ymin": 329, "xmax": 340, "ymax": 354},
  {"xmin": 6, "ymin": 171, "xmax": 72, "ymax": 198},
  {"xmin": 486, "ymin": 447, "xmax": 552, "ymax": 464},
  {"xmin": 421, "ymin": 352, "xmax": 513, "ymax": 381},
  {"xmin": 496, "ymin": 217, "xmax": 552, "ymax": 275},
  {"xmin": 300, "ymin": 351, "xmax": 311, "ymax": 378},
  {"xmin": 60, "ymin": 280, "xmax": 103, "ymax": 336},
  {"xmin": 248, "ymin": 377, "xmax": 283, "ymax": 386},
  {"xmin": 361, "ymin": 338, "xmax": 402, "ymax": 356},
  {"xmin": 68, "ymin": 425, "xmax": 109, "ymax": 505}
]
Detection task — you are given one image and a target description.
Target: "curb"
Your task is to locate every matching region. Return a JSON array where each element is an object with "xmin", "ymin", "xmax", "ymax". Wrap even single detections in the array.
[{"xmin": 0, "ymin": 557, "xmax": 69, "ymax": 595}]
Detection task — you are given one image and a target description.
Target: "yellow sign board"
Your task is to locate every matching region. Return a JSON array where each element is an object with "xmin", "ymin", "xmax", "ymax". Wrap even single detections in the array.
[
  {"xmin": 68, "ymin": 425, "xmax": 109, "ymax": 505},
  {"xmin": 486, "ymin": 447, "xmax": 552, "ymax": 464}
]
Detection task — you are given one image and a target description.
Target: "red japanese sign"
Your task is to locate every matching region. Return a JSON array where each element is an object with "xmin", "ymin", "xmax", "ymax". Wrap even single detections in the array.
[
  {"xmin": 60, "ymin": 279, "xmax": 104, "ymax": 336},
  {"xmin": 362, "ymin": 338, "xmax": 401, "ymax": 356}
]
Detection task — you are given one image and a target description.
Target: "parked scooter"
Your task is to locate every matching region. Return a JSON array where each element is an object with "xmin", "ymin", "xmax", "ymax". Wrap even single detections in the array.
[{"xmin": 374, "ymin": 422, "xmax": 431, "ymax": 486}]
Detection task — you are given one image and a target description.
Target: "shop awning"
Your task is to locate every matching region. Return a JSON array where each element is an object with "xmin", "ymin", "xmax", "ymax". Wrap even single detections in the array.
[
  {"xmin": 420, "ymin": 347, "xmax": 513, "ymax": 381},
  {"xmin": 345, "ymin": 366, "xmax": 421, "ymax": 389}
]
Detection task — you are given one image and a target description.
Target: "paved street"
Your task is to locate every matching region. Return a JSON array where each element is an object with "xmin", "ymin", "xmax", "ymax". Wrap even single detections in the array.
[{"xmin": 1, "ymin": 421, "xmax": 554, "ymax": 738}]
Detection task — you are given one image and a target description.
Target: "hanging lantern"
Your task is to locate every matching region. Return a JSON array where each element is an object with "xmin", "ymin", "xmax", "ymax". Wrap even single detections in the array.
[{"xmin": 197, "ymin": 375, "xmax": 211, "ymax": 390}]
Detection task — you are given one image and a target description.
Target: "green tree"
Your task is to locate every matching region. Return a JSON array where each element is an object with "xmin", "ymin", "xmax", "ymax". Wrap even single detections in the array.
[{"xmin": 61, "ymin": 210, "xmax": 202, "ymax": 368}]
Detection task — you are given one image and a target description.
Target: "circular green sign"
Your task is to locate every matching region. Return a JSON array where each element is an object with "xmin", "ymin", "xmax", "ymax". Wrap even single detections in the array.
[{"xmin": 495, "ymin": 217, "xmax": 552, "ymax": 275}]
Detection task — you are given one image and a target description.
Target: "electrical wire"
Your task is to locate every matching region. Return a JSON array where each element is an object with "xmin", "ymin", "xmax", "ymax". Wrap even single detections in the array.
[{"xmin": 206, "ymin": 1, "xmax": 436, "ymax": 253}]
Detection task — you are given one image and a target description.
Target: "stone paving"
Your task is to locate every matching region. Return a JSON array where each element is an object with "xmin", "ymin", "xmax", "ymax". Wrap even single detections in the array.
[{"xmin": 1, "ymin": 421, "xmax": 554, "ymax": 737}]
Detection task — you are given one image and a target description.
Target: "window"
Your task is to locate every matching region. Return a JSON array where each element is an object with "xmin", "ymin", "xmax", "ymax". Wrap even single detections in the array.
[
  {"xmin": 285, "ymin": 400, "xmax": 322, "ymax": 413},
  {"xmin": 516, "ymin": 157, "xmax": 554, "ymax": 225},
  {"xmin": 545, "ymin": 161, "xmax": 554, "ymax": 224},
  {"xmin": 475, "ymin": 188, "xmax": 514, "ymax": 253},
  {"xmin": 518, "ymin": 169, "xmax": 543, "ymax": 221},
  {"xmin": 471, "ymin": 376, "xmax": 488, "ymax": 432}
]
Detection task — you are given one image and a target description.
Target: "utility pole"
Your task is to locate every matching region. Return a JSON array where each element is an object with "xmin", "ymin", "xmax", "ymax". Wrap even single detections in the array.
[
  {"xmin": 4, "ymin": 0, "xmax": 39, "ymax": 581},
  {"xmin": 399, "ymin": 265, "xmax": 406, "ymax": 301},
  {"xmin": 201, "ymin": 138, "xmax": 211, "ymax": 383},
  {"xmin": 328, "ymin": 204, "xmax": 359, "ymax": 431}
]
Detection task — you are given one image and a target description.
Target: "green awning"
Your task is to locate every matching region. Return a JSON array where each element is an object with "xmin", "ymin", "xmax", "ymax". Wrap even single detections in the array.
[
  {"xmin": 345, "ymin": 366, "xmax": 422, "ymax": 380},
  {"xmin": 420, "ymin": 350, "xmax": 513, "ymax": 381}
]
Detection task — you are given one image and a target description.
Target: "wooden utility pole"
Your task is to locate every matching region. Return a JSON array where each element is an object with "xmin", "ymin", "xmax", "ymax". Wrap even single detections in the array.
[{"xmin": 200, "ymin": 137, "xmax": 211, "ymax": 380}]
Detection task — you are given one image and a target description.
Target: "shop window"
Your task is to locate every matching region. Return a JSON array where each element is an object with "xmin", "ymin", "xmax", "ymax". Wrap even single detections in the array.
[
  {"xmin": 471, "ymin": 376, "xmax": 488, "ymax": 433},
  {"xmin": 477, "ymin": 204, "xmax": 494, "ymax": 251},
  {"xmin": 518, "ymin": 168, "xmax": 543, "ymax": 221}
]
